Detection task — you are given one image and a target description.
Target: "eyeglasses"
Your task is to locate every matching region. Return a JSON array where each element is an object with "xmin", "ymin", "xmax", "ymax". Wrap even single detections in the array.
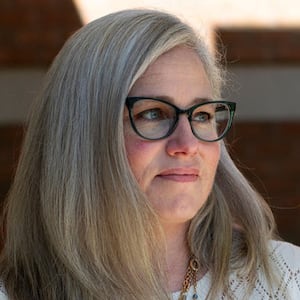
[{"xmin": 125, "ymin": 97, "xmax": 236, "ymax": 142}]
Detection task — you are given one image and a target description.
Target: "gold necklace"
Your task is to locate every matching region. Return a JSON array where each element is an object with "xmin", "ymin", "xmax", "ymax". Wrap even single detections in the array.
[{"xmin": 178, "ymin": 255, "xmax": 199, "ymax": 300}]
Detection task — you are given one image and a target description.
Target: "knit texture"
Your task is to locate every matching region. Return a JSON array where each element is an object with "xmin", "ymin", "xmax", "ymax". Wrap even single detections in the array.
[{"xmin": 172, "ymin": 240, "xmax": 300, "ymax": 299}]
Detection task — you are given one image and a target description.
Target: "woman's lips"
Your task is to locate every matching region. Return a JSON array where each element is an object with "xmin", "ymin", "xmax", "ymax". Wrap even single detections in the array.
[{"xmin": 157, "ymin": 168, "xmax": 199, "ymax": 182}]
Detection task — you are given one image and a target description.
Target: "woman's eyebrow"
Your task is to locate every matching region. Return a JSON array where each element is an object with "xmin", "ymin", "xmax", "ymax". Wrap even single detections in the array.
[
  {"xmin": 191, "ymin": 97, "xmax": 214, "ymax": 104},
  {"xmin": 137, "ymin": 95, "xmax": 214, "ymax": 105}
]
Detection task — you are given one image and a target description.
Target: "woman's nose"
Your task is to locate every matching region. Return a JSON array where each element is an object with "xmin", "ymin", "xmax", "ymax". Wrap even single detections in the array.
[{"xmin": 166, "ymin": 115, "xmax": 199, "ymax": 157}]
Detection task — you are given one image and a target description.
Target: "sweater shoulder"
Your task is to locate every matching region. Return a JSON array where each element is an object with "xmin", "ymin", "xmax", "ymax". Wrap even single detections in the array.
[{"xmin": 269, "ymin": 240, "xmax": 300, "ymax": 271}]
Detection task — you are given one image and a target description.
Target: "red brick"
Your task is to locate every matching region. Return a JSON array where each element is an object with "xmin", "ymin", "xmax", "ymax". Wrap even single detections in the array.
[
  {"xmin": 217, "ymin": 28, "xmax": 300, "ymax": 64},
  {"xmin": 0, "ymin": 0, "xmax": 82, "ymax": 66}
]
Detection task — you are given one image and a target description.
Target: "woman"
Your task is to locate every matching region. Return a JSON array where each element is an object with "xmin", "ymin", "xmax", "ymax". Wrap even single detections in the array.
[{"xmin": 0, "ymin": 9, "xmax": 299, "ymax": 300}]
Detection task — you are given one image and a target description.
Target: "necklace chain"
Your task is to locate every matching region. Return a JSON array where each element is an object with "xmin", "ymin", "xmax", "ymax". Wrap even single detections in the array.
[{"xmin": 178, "ymin": 255, "xmax": 199, "ymax": 300}]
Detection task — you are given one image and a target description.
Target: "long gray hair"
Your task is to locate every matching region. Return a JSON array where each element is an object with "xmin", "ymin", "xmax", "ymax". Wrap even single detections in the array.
[{"xmin": 0, "ymin": 9, "xmax": 276, "ymax": 299}]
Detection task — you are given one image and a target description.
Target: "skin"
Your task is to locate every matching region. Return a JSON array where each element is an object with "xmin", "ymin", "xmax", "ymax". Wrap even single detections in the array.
[{"xmin": 123, "ymin": 46, "xmax": 221, "ymax": 291}]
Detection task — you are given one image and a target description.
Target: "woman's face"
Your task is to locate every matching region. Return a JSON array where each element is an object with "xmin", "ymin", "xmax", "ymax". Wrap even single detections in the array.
[{"xmin": 124, "ymin": 46, "xmax": 220, "ymax": 226}]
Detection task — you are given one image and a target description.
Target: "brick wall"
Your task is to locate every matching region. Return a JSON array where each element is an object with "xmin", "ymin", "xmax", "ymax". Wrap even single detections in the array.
[
  {"xmin": 0, "ymin": 0, "xmax": 82, "ymax": 66},
  {"xmin": 228, "ymin": 122, "xmax": 300, "ymax": 245},
  {"xmin": 0, "ymin": 0, "xmax": 82, "ymax": 197},
  {"xmin": 217, "ymin": 28, "xmax": 300, "ymax": 64},
  {"xmin": 0, "ymin": 126, "xmax": 23, "ymax": 204},
  {"xmin": 218, "ymin": 28, "xmax": 300, "ymax": 246}
]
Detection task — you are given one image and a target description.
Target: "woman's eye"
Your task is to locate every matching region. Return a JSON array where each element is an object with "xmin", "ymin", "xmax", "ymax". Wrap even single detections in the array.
[
  {"xmin": 136, "ymin": 109, "xmax": 165, "ymax": 121},
  {"xmin": 193, "ymin": 112, "xmax": 211, "ymax": 122}
]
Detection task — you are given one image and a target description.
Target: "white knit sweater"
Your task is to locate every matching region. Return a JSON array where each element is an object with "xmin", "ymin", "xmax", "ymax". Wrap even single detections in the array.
[{"xmin": 172, "ymin": 240, "xmax": 300, "ymax": 299}]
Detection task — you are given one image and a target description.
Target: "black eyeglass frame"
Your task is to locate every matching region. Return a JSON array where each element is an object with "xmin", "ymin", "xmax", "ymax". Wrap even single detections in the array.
[{"xmin": 125, "ymin": 97, "xmax": 236, "ymax": 142}]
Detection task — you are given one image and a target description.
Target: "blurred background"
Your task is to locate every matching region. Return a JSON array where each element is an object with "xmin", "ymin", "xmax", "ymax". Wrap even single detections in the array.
[{"xmin": 0, "ymin": 0, "xmax": 299, "ymax": 245}]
